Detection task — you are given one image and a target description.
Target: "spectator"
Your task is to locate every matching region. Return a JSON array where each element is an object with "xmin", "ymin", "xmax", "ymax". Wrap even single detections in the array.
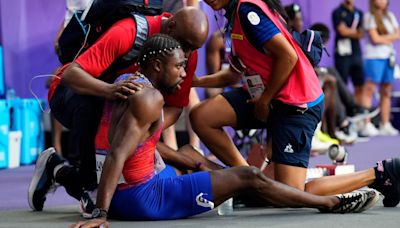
[
  {"xmin": 361, "ymin": 0, "xmax": 400, "ymax": 136},
  {"xmin": 332, "ymin": 0, "xmax": 365, "ymax": 109}
]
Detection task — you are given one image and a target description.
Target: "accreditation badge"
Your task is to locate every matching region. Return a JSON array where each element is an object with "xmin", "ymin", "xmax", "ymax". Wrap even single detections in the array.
[
  {"xmin": 337, "ymin": 38, "xmax": 352, "ymax": 56},
  {"xmin": 243, "ymin": 74, "xmax": 265, "ymax": 99}
]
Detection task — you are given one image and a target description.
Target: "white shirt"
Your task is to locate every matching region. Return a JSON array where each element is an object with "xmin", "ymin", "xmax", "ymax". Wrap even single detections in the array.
[{"xmin": 363, "ymin": 11, "xmax": 399, "ymax": 59}]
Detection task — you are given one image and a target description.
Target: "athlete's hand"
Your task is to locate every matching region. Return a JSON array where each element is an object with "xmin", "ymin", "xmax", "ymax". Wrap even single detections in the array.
[
  {"xmin": 247, "ymin": 97, "xmax": 270, "ymax": 122},
  {"xmin": 108, "ymin": 74, "xmax": 144, "ymax": 100},
  {"xmin": 70, "ymin": 218, "xmax": 109, "ymax": 228}
]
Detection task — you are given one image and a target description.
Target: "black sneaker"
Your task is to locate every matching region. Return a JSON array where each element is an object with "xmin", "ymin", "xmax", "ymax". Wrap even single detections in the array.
[
  {"xmin": 320, "ymin": 189, "xmax": 379, "ymax": 213},
  {"xmin": 80, "ymin": 190, "xmax": 97, "ymax": 218},
  {"xmin": 370, "ymin": 158, "xmax": 400, "ymax": 207},
  {"xmin": 28, "ymin": 148, "xmax": 64, "ymax": 211}
]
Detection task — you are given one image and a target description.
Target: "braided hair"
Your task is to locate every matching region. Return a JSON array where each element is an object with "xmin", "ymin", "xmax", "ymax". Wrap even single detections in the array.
[{"xmin": 138, "ymin": 34, "xmax": 182, "ymax": 68}]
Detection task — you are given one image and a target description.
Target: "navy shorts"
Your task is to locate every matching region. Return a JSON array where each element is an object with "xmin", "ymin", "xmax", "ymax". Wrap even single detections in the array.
[
  {"xmin": 222, "ymin": 88, "xmax": 324, "ymax": 168},
  {"xmin": 335, "ymin": 54, "xmax": 364, "ymax": 86},
  {"xmin": 109, "ymin": 169, "xmax": 214, "ymax": 220}
]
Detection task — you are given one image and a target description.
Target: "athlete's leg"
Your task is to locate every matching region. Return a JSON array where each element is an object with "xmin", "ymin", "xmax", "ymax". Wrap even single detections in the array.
[{"xmin": 210, "ymin": 166, "xmax": 376, "ymax": 212}]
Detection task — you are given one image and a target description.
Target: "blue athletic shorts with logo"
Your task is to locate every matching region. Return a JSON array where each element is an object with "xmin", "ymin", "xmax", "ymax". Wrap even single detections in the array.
[
  {"xmin": 222, "ymin": 88, "xmax": 323, "ymax": 168},
  {"xmin": 109, "ymin": 168, "xmax": 214, "ymax": 220},
  {"xmin": 364, "ymin": 58, "xmax": 395, "ymax": 84}
]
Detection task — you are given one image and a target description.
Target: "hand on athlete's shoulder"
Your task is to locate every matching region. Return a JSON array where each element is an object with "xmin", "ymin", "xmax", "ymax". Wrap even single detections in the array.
[{"xmin": 107, "ymin": 74, "xmax": 145, "ymax": 100}]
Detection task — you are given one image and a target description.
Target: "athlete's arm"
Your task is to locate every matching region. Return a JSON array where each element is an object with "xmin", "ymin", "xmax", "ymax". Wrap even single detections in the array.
[
  {"xmin": 98, "ymin": 88, "xmax": 164, "ymax": 215},
  {"xmin": 71, "ymin": 88, "xmax": 162, "ymax": 228}
]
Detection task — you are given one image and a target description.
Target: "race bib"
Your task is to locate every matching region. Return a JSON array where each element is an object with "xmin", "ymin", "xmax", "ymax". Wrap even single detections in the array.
[
  {"xmin": 154, "ymin": 149, "xmax": 166, "ymax": 174},
  {"xmin": 95, "ymin": 151, "xmax": 126, "ymax": 184},
  {"xmin": 244, "ymin": 75, "xmax": 265, "ymax": 99},
  {"xmin": 337, "ymin": 39, "xmax": 352, "ymax": 56}
]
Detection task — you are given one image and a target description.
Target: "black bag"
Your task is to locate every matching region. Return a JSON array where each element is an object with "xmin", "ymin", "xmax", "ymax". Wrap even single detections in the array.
[
  {"xmin": 277, "ymin": 16, "xmax": 327, "ymax": 67},
  {"xmin": 57, "ymin": 0, "xmax": 163, "ymax": 65},
  {"xmin": 291, "ymin": 29, "xmax": 326, "ymax": 67}
]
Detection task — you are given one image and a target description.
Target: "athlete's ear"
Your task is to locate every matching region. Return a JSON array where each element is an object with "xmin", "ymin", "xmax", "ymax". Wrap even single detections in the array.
[{"xmin": 152, "ymin": 58, "xmax": 162, "ymax": 73}]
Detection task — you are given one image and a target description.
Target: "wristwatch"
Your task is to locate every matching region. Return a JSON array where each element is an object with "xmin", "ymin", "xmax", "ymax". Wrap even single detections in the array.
[{"xmin": 91, "ymin": 208, "xmax": 108, "ymax": 219}]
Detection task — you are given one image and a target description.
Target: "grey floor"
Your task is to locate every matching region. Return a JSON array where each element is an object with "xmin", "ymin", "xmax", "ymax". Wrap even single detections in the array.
[
  {"xmin": 1, "ymin": 136, "xmax": 399, "ymax": 227},
  {"xmin": 0, "ymin": 201, "xmax": 399, "ymax": 228}
]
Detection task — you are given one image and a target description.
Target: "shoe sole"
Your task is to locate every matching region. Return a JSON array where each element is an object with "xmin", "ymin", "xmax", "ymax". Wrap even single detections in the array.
[
  {"xmin": 28, "ymin": 148, "xmax": 56, "ymax": 211},
  {"xmin": 356, "ymin": 189, "xmax": 380, "ymax": 213},
  {"xmin": 348, "ymin": 108, "xmax": 380, "ymax": 123}
]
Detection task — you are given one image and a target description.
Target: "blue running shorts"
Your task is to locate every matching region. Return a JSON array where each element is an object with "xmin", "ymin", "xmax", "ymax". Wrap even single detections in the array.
[
  {"xmin": 157, "ymin": 165, "xmax": 177, "ymax": 179},
  {"xmin": 109, "ymin": 171, "xmax": 214, "ymax": 220},
  {"xmin": 364, "ymin": 59, "xmax": 395, "ymax": 84}
]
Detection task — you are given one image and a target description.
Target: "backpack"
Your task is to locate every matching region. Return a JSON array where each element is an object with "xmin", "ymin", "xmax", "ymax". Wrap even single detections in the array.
[
  {"xmin": 57, "ymin": 0, "xmax": 163, "ymax": 65},
  {"xmin": 291, "ymin": 29, "xmax": 327, "ymax": 67},
  {"xmin": 277, "ymin": 16, "xmax": 327, "ymax": 67}
]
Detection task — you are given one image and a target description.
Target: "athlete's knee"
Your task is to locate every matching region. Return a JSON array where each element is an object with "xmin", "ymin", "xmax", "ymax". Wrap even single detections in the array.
[
  {"xmin": 242, "ymin": 166, "xmax": 275, "ymax": 191},
  {"xmin": 235, "ymin": 166, "xmax": 264, "ymax": 183}
]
